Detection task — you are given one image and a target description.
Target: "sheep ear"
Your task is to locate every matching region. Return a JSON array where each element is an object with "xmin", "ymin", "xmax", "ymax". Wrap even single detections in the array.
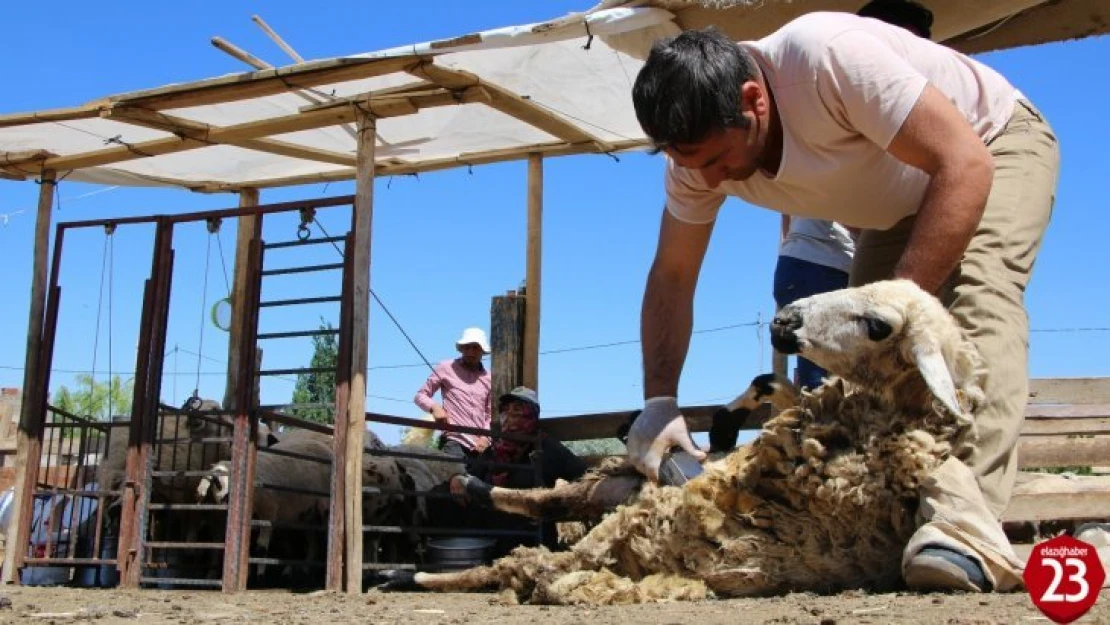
[{"xmin": 911, "ymin": 343, "xmax": 965, "ymax": 420}]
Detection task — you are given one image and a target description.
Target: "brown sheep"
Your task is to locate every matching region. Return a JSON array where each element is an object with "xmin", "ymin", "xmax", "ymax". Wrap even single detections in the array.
[
  {"xmin": 97, "ymin": 400, "xmax": 231, "ymax": 505},
  {"xmin": 198, "ymin": 429, "xmax": 334, "ymax": 574},
  {"xmin": 377, "ymin": 280, "xmax": 1006, "ymax": 604}
]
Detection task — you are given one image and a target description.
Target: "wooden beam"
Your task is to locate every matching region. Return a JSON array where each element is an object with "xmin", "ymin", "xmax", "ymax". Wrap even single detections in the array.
[
  {"xmin": 211, "ymin": 36, "xmax": 273, "ymax": 73},
  {"xmin": 408, "ymin": 61, "xmax": 613, "ymax": 150},
  {"xmin": 1, "ymin": 170, "xmax": 55, "ymax": 584},
  {"xmin": 1017, "ymin": 437, "xmax": 1110, "ymax": 470},
  {"xmin": 2, "ymin": 149, "xmax": 58, "ymax": 167},
  {"xmin": 1025, "ymin": 403, "xmax": 1110, "ymax": 418},
  {"xmin": 343, "ymin": 107, "xmax": 375, "ymax": 593},
  {"xmin": 523, "ymin": 154, "xmax": 542, "ymax": 392},
  {"xmin": 1029, "ymin": 378, "xmax": 1110, "ymax": 405},
  {"xmin": 224, "ymin": 190, "xmax": 259, "ymax": 410},
  {"xmin": 252, "ymin": 15, "xmax": 305, "ymax": 64},
  {"xmin": 0, "ymin": 150, "xmax": 57, "ymax": 179},
  {"xmin": 539, "ymin": 403, "xmax": 772, "ymax": 442},
  {"xmin": 108, "ymin": 55, "xmax": 424, "ymax": 111},
  {"xmin": 1022, "ymin": 418, "xmax": 1110, "ymax": 437},
  {"xmin": 192, "ymin": 138, "xmax": 646, "ymax": 192},
  {"xmin": 41, "ymin": 87, "xmax": 487, "ymax": 173},
  {"xmin": 0, "ymin": 105, "xmax": 102, "ymax": 130},
  {"xmin": 209, "ymin": 34, "xmax": 356, "ymax": 133},
  {"xmin": 105, "ymin": 107, "xmax": 358, "ymax": 167},
  {"xmin": 1004, "ymin": 475, "xmax": 1110, "ymax": 522}
]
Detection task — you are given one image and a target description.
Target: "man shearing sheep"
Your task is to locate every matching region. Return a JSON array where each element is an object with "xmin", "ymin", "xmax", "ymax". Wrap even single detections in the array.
[{"xmin": 628, "ymin": 9, "xmax": 1058, "ymax": 592}]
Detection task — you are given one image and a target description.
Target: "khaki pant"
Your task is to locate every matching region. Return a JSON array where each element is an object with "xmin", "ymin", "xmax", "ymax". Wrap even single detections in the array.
[{"xmin": 850, "ymin": 100, "xmax": 1060, "ymax": 590}]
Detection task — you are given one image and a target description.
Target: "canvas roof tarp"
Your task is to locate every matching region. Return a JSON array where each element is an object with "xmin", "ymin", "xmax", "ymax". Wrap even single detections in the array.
[
  {"xmin": 1, "ymin": 0, "xmax": 1105, "ymax": 191},
  {"xmin": 0, "ymin": 7, "xmax": 676, "ymax": 190}
]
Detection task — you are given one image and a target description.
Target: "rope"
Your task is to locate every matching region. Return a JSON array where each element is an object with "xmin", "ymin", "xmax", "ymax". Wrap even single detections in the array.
[
  {"xmin": 194, "ymin": 232, "xmax": 213, "ymax": 398},
  {"xmin": 87, "ymin": 230, "xmax": 112, "ymax": 418},
  {"xmin": 311, "ymin": 217, "xmax": 440, "ymax": 378},
  {"xmin": 215, "ymin": 223, "xmax": 232, "ymax": 296},
  {"xmin": 107, "ymin": 228, "xmax": 115, "ymax": 420}
]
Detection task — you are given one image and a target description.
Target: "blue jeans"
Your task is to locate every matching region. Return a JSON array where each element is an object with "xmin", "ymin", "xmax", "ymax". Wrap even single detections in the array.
[{"xmin": 772, "ymin": 255, "xmax": 849, "ymax": 390}]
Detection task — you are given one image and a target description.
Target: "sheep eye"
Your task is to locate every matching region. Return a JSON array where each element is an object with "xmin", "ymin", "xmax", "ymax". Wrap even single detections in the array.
[{"xmin": 862, "ymin": 316, "xmax": 893, "ymax": 341}]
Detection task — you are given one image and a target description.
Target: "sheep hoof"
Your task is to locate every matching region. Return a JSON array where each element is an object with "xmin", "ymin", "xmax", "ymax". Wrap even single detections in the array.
[{"xmin": 374, "ymin": 569, "xmax": 420, "ymax": 592}]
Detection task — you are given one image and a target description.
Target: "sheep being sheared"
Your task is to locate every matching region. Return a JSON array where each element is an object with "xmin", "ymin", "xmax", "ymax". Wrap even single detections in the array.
[
  {"xmin": 378, "ymin": 280, "xmax": 992, "ymax": 604},
  {"xmin": 455, "ymin": 375, "xmax": 796, "ymax": 528}
]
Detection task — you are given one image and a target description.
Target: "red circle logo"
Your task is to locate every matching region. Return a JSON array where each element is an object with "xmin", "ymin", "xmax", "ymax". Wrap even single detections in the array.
[{"xmin": 1024, "ymin": 534, "xmax": 1105, "ymax": 624}]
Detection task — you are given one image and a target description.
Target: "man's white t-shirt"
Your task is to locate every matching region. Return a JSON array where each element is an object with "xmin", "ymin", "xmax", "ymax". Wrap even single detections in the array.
[{"xmin": 665, "ymin": 12, "xmax": 1020, "ymax": 230}]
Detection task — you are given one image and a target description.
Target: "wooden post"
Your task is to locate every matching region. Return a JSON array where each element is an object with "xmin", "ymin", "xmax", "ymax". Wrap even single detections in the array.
[
  {"xmin": 343, "ymin": 107, "xmax": 375, "ymax": 592},
  {"xmin": 523, "ymin": 154, "xmax": 542, "ymax": 392},
  {"xmin": 224, "ymin": 189, "xmax": 259, "ymax": 410},
  {"xmin": 490, "ymin": 291, "xmax": 525, "ymax": 405},
  {"xmin": 1, "ymin": 171, "xmax": 55, "ymax": 584},
  {"xmin": 326, "ymin": 232, "xmax": 354, "ymax": 591},
  {"xmin": 222, "ymin": 201, "xmax": 262, "ymax": 592}
]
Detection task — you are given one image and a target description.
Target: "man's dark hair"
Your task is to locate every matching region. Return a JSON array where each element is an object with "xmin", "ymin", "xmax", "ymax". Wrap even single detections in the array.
[
  {"xmin": 632, "ymin": 27, "xmax": 761, "ymax": 151},
  {"xmin": 857, "ymin": 0, "xmax": 935, "ymax": 39}
]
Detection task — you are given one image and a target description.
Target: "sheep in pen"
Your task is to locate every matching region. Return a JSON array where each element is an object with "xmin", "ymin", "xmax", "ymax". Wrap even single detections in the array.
[{"xmin": 377, "ymin": 280, "xmax": 1022, "ymax": 604}]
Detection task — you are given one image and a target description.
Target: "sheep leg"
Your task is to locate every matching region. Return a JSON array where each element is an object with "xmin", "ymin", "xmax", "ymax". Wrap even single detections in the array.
[
  {"xmin": 378, "ymin": 566, "xmax": 501, "ymax": 592},
  {"xmin": 254, "ymin": 522, "xmax": 274, "ymax": 578},
  {"xmin": 477, "ymin": 473, "xmax": 643, "ymax": 521}
]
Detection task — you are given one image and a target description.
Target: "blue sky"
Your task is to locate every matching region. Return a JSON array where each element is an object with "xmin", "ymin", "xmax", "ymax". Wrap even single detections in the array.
[{"xmin": 2, "ymin": 2, "xmax": 1108, "ymax": 446}]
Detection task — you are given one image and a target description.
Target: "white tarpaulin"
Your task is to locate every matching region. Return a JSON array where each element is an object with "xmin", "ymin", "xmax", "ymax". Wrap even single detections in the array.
[
  {"xmin": 0, "ymin": 7, "xmax": 678, "ymax": 190},
  {"xmin": 3, "ymin": 0, "xmax": 1101, "ymax": 190}
]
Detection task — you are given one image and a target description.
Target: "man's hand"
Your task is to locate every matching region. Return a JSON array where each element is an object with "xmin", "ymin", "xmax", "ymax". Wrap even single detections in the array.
[
  {"xmin": 627, "ymin": 397, "xmax": 706, "ymax": 482},
  {"xmin": 430, "ymin": 405, "xmax": 448, "ymax": 421},
  {"xmin": 448, "ymin": 474, "xmax": 469, "ymax": 504}
]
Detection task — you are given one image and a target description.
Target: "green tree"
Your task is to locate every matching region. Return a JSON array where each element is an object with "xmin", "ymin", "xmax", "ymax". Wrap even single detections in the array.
[
  {"xmin": 291, "ymin": 319, "xmax": 338, "ymax": 424},
  {"xmin": 52, "ymin": 374, "xmax": 133, "ymax": 421},
  {"xmin": 51, "ymin": 374, "xmax": 133, "ymax": 438}
]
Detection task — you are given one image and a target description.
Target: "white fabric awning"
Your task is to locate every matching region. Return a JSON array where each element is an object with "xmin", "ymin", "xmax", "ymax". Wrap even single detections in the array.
[
  {"xmin": 2, "ymin": 0, "xmax": 1103, "ymax": 191},
  {"xmin": 0, "ymin": 7, "xmax": 677, "ymax": 191}
]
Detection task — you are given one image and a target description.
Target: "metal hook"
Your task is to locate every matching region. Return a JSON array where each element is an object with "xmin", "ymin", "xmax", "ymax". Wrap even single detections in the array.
[{"xmin": 297, "ymin": 207, "xmax": 316, "ymax": 241}]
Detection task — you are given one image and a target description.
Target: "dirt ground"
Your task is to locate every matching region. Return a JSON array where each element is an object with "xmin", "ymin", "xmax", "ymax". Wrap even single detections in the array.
[{"xmin": 0, "ymin": 586, "xmax": 1108, "ymax": 624}]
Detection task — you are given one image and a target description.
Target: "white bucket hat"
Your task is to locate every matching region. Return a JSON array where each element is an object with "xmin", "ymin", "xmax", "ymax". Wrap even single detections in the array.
[{"xmin": 455, "ymin": 327, "xmax": 491, "ymax": 354}]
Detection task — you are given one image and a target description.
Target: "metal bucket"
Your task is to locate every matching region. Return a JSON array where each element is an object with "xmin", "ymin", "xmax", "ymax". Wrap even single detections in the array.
[{"xmin": 424, "ymin": 537, "xmax": 496, "ymax": 572}]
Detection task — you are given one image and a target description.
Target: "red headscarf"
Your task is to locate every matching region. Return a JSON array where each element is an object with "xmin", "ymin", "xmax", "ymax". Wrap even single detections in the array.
[{"xmin": 490, "ymin": 399, "xmax": 540, "ymax": 486}]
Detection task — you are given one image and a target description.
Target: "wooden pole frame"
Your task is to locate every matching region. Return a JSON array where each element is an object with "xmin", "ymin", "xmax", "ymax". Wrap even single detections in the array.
[
  {"xmin": 224, "ymin": 190, "xmax": 260, "ymax": 410},
  {"xmin": 1, "ymin": 170, "xmax": 55, "ymax": 584},
  {"xmin": 221, "ymin": 189, "xmax": 262, "ymax": 592},
  {"xmin": 343, "ymin": 106, "xmax": 375, "ymax": 592},
  {"xmin": 523, "ymin": 154, "xmax": 542, "ymax": 392}
]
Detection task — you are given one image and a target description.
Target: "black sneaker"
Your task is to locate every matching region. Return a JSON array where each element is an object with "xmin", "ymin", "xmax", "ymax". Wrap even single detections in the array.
[{"xmin": 904, "ymin": 546, "xmax": 990, "ymax": 592}]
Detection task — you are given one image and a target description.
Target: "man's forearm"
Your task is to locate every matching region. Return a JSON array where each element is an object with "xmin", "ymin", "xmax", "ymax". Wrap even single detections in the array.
[
  {"xmin": 894, "ymin": 159, "xmax": 992, "ymax": 293},
  {"xmin": 641, "ymin": 266, "xmax": 695, "ymax": 399}
]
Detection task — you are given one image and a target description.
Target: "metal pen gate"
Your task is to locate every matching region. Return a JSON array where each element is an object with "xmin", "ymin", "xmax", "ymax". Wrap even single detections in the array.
[
  {"xmin": 13, "ymin": 196, "xmax": 357, "ymax": 591},
  {"xmin": 14, "ymin": 193, "xmax": 548, "ymax": 592}
]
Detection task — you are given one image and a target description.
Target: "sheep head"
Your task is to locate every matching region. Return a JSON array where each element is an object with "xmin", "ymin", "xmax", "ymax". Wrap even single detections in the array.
[{"xmin": 770, "ymin": 279, "xmax": 985, "ymax": 423}]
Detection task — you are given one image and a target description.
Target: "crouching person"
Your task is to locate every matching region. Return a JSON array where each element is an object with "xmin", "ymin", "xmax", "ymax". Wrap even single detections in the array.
[{"xmin": 442, "ymin": 387, "xmax": 587, "ymax": 558}]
